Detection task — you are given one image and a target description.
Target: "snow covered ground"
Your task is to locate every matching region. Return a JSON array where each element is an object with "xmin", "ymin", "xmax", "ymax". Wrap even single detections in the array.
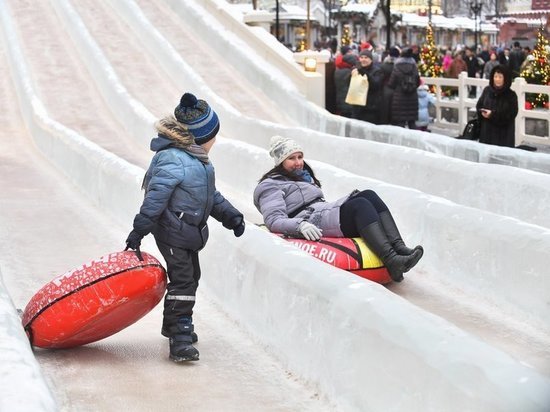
[{"xmin": 1, "ymin": 1, "xmax": 549, "ymax": 411}]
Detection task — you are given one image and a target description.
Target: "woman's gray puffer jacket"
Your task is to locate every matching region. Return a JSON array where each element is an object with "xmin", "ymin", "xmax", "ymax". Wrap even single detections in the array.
[
  {"xmin": 133, "ymin": 118, "xmax": 242, "ymax": 251},
  {"xmin": 253, "ymin": 175, "xmax": 349, "ymax": 238}
]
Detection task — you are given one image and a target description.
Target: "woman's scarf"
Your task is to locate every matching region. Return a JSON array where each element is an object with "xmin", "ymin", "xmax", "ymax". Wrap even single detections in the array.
[{"xmin": 292, "ymin": 169, "xmax": 313, "ymax": 183}]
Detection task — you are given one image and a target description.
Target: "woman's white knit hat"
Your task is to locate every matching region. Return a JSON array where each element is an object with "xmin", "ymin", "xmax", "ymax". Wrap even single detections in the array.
[{"xmin": 269, "ymin": 135, "xmax": 303, "ymax": 166}]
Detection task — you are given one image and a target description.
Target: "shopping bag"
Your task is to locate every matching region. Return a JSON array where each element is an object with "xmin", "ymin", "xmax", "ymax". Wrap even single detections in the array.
[{"xmin": 345, "ymin": 71, "xmax": 369, "ymax": 106}]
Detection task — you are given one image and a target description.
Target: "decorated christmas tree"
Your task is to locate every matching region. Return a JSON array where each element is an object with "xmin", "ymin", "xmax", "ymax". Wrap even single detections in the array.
[
  {"xmin": 418, "ymin": 24, "xmax": 442, "ymax": 79},
  {"xmin": 341, "ymin": 24, "xmax": 352, "ymax": 47},
  {"xmin": 521, "ymin": 26, "xmax": 550, "ymax": 109},
  {"xmin": 418, "ymin": 23, "xmax": 442, "ymax": 94}
]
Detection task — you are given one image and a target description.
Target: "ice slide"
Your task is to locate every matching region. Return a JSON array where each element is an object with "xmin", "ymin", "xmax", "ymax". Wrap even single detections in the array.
[{"xmin": 0, "ymin": 1, "xmax": 549, "ymax": 411}]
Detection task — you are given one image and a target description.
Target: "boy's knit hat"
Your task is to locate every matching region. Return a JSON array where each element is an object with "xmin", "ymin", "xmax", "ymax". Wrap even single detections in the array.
[
  {"xmin": 174, "ymin": 93, "xmax": 220, "ymax": 144},
  {"xmin": 269, "ymin": 135, "xmax": 303, "ymax": 166}
]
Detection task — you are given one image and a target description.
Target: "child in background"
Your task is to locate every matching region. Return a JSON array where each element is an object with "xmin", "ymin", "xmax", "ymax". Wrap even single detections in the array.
[{"xmin": 416, "ymin": 83, "xmax": 436, "ymax": 131}]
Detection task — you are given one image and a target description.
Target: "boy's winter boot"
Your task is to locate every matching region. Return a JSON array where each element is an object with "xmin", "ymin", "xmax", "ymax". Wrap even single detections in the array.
[
  {"xmin": 169, "ymin": 316, "xmax": 199, "ymax": 362},
  {"xmin": 379, "ymin": 211, "xmax": 424, "ymax": 262},
  {"xmin": 161, "ymin": 322, "xmax": 198, "ymax": 343},
  {"xmin": 359, "ymin": 221, "xmax": 423, "ymax": 282}
]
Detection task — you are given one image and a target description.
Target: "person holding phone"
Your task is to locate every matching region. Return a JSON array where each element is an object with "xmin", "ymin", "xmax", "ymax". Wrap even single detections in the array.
[{"xmin": 476, "ymin": 64, "xmax": 518, "ymax": 147}]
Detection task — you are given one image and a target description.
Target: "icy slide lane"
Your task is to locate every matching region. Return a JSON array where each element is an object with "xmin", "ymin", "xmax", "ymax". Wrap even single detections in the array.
[
  {"xmin": 1, "ymin": 0, "xmax": 550, "ymax": 411},
  {"xmin": 0, "ymin": 1, "xmax": 334, "ymax": 411}
]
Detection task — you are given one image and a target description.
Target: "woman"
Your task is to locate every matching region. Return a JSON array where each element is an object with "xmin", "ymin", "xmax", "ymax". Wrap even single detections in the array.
[
  {"xmin": 444, "ymin": 51, "xmax": 467, "ymax": 98},
  {"xmin": 476, "ymin": 65, "xmax": 518, "ymax": 147},
  {"xmin": 482, "ymin": 51, "xmax": 499, "ymax": 79},
  {"xmin": 387, "ymin": 48, "xmax": 421, "ymax": 129},
  {"xmin": 125, "ymin": 93, "xmax": 245, "ymax": 362},
  {"xmin": 350, "ymin": 49, "xmax": 384, "ymax": 124},
  {"xmin": 253, "ymin": 136, "xmax": 423, "ymax": 282},
  {"xmin": 441, "ymin": 49, "xmax": 453, "ymax": 73},
  {"xmin": 379, "ymin": 46, "xmax": 400, "ymax": 125},
  {"xmin": 334, "ymin": 52, "xmax": 358, "ymax": 118}
]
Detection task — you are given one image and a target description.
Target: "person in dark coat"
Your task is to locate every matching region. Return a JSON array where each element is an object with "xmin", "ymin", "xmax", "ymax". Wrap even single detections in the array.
[
  {"xmin": 379, "ymin": 46, "xmax": 400, "ymax": 124},
  {"xmin": 464, "ymin": 47, "xmax": 481, "ymax": 98},
  {"xmin": 125, "ymin": 93, "xmax": 245, "ymax": 362},
  {"xmin": 254, "ymin": 135, "xmax": 423, "ymax": 282},
  {"xmin": 350, "ymin": 49, "xmax": 384, "ymax": 124},
  {"xmin": 334, "ymin": 53, "xmax": 358, "ymax": 118},
  {"xmin": 476, "ymin": 65, "xmax": 518, "ymax": 148},
  {"xmin": 387, "ymin": 48, "xmax": 420, "ymax": 129},
  {"xmin": 508, "ymin": 41, "xmax": 526, "ymax": 78}
]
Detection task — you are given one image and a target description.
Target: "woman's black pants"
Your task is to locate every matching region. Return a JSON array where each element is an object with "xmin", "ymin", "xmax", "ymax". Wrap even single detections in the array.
[{"xmin": 339, "ymin": 190, "xmax": 389, "ymax": 237}]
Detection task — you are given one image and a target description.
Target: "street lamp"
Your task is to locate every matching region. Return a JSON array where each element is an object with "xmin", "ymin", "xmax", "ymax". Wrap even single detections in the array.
[
  {"xmin": 275, "ymin": 0, "xmax": 280, "ymax": 42},
  {"xmin": 470, "ymin": 0, "xmax": 483, "ymax": 49},
  {"xmin": 306, "ymin": 0, "xmax": 311, "ymax": 50}
]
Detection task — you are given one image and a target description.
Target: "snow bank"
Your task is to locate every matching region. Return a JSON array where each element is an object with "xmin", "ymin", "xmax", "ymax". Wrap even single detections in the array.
[{"xmin": 0, "ymin": 269, "xmax": 56, "ymax": 412}]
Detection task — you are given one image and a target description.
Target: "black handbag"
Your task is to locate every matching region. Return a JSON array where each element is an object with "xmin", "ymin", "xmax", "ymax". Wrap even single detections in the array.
[{"xmin": 461, "ymin": 116, "xmax": 481, "ymax": 140}]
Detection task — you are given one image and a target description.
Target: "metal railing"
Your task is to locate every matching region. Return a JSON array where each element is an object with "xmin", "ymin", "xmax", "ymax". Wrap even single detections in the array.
[{"xmin": 422, "ymin": 72, "xmax": 550, "ymax": 147}]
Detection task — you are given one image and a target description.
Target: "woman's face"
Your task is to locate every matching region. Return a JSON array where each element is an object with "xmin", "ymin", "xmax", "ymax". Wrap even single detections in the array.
[
  {"xmin": 493, "ymin": 72, "xmax": 505, "ymax": 88},
  {"xmin": 282, "ymin": 152, "xmax": 304, "ymax": 173}
]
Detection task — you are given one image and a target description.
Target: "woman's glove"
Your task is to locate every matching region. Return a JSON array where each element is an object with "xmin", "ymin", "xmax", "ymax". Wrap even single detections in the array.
[{"xmin": 298, "ymin": 221, "xmax": 322, "ymax": 241}]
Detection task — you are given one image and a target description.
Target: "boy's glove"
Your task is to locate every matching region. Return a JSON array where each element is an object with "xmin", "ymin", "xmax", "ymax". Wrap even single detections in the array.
[
  {"xmin": 232, "ymin": 218, "xmax": 245, "ymax": 237},
  {"xmin": 125, "ymin": 230, "xmax": 144, "ymax": 261},
  {"xmin": 298, "ymin": 221, "xmax": 322, "ymax": 241}
]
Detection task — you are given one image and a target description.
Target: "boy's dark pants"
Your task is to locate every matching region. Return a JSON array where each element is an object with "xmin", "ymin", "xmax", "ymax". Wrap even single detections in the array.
[{"xmin": 156, "ymin": 239, "xmax": 201, "ymax": 337}]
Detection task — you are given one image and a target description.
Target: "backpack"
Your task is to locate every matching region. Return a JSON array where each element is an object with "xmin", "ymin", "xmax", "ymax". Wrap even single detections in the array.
[{"xmin": 401, "ymin": 73, "xmax": 417, "ymax": 94}]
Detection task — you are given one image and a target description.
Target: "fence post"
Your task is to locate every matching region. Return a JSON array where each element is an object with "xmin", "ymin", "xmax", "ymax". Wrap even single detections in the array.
[
  {"xmin": 512, "ymin": 77, "xmax": 526, "ymax": 147},
  {"xmin": 458, "ymin": 72, "xmax": 468, "ymax": 132}
]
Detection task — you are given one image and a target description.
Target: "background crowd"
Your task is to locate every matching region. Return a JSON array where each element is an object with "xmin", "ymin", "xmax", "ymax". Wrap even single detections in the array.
[{"xmin": 328, "ymin": 40, "xmax": 532, "ymax": 147}]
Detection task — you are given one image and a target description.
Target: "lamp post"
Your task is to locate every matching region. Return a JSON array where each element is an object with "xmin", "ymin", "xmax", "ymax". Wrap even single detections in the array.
[
  {"xmin": 306, "ymin": 0, "xmax": 311, "ymax": 50},
  {"xmin": 275, "ymin": 0, "xmax": 280, "ymax": 42},
  {"xmin": 469, "ymin": 0, "xmax": 483, "ymax": 49}
]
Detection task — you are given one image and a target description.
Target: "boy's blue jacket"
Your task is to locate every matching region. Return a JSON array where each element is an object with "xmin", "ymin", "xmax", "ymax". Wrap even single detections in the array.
[{"xmin": 132, "ymin": 118, "xmax": 242, "ymax": 251}]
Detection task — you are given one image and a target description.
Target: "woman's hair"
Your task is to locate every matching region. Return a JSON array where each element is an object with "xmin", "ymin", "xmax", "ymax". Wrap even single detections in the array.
[{"xmin": 259, "ymin": 161, "xmax": 321, "ymax": 187}]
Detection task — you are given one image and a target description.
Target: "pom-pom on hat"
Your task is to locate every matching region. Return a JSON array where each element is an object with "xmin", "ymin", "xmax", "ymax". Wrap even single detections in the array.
[
  {"xmin": 269, "ymin": 135, "xmax": 303, "ymax": 166},
  {"xmin": 174, "ymin": 93, "xmax": 220, "ymax": 145}
]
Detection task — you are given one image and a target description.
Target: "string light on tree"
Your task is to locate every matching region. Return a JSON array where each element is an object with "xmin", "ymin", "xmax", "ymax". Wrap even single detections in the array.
[
  {"xmin": 520, "ymin": 26, "xmax": 550, "ymax": 109},
  {"xmin": 418, "ymin": 23, "xmax": 442, "ymax": 92},
  {"xmin": 341, "ymin": 24, "xmax": 352, "ymax": 47}
]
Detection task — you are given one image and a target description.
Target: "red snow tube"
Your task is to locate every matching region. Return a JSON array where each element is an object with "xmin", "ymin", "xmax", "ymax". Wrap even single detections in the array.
[
  {"xmin": 21, "ymin": 251, "xmax": 167, "ymax": 349},
  {"xmin": 278, "ymin": 235, "xmax": 392, "ymax": 284}
]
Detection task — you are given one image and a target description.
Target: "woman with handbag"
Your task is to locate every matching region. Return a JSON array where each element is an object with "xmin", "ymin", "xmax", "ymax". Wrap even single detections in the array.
[
  {"xmin": 349, "ymin": 49, "xmax": 384, "ymax": 125},
  {"xmin": 253, "ymin": 135, "xmax": 424, "ymax": 283},
  {"xmin": 476, "ymin": 64, "xmax": 518, "ymax": 147}
]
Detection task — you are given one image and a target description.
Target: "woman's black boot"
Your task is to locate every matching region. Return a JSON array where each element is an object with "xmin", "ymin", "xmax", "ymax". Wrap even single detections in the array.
[
  {"xmin": 379, "ymin": 211, "xmax": 424, "ymax": 261},
  {"xmin": 359, "ymin": 221, "xmax": 423, "ymax": 282}
]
